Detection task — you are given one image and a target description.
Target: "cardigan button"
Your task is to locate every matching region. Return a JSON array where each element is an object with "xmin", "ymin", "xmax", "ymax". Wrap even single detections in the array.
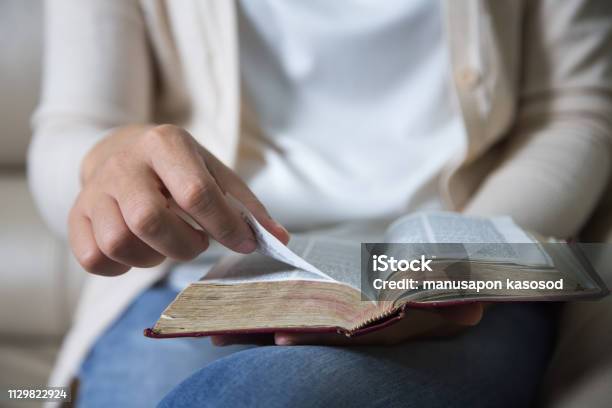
[{"xmin": 457, "ymin": 67, "xmax": 481, "ymax": 90}]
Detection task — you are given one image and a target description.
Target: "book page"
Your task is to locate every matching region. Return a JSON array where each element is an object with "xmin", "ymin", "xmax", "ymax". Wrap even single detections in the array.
[
  {"xmin": 203, "ymin": 247, "xmax": 328, "ymax": 284},
  {"xmin": 203, "ymin": 235, "xmax": 362, "ymax": 293},
  {"xmin": 226, "ymin": 194, "xmax": 334, "ymax": 281},
  {"xmin": 385, "ymin": 212, "xmax": 553, "ymax": 267},
  {"xmin": 293, "ymin": 237, "xmax": 362, "ymax": 290},
  {"xmin": 201, "ymin": 195, "xmax": 365, "ymax": 290}
]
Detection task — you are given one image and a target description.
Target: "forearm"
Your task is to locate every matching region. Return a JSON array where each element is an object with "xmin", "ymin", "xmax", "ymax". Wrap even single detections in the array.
[
  {"xmin": 464, "ymin": 0, "xmax": 612, "ymax": 238},
  {"xmin": 464, "ymin": 115, "xmax": 611, "ymax": 238}
]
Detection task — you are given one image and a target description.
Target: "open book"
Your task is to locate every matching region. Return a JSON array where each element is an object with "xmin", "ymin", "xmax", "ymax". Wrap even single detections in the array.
[{"xmin": 146, "ymin": 202, "xmax": 608, "ymax": 339}]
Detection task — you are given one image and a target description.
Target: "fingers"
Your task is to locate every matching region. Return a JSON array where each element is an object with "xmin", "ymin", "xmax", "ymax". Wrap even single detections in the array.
[
  {"xmin": 435, "ymin": 302, "xmax": 484, "ymax": 326},
  {"xmin": 89, "ymin": 194, "xmax": 166, "ymax": 267},
  {"xmin": 211, "ymin": 334, "xmax": 275, "ymax": 346},
  {"xmin": 273, "ymin": 325, "xmax": 416, "ymax": 346},
  {"xmin": 274, "ymin": 332, "xmax": 358, "ymax": 346},
  {"xmin": 113, "ymin": 173, "xmax": 209, "ymax": 261},
  {"xmin": 146, "ymin": 126, "xmax": 257, "ymax": 253},
  {"xmin": 69, "ymin": 124, "xmax": 283, "ymax": 278},
  {"xmin": 202, "ymin": 149, "xmax": 290, "ymax": 245},
  {"xmin": 272, "ymin": 304, "xmax": 485, "ymax": 346},
  {"xmin": 69, "ymin": 207, "xmax": 130, "ymax": 276}
]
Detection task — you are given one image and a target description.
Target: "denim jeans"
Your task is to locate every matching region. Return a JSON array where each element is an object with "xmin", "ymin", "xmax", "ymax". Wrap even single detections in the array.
[{"xmin": 77, "ymin": 284, "xmax": 556, "ymax": 407}]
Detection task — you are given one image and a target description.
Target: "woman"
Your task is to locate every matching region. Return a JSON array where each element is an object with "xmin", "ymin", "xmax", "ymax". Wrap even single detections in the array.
[{"xmin": 29, "ymin": 0, "xmax": 612, "ymax": 406}]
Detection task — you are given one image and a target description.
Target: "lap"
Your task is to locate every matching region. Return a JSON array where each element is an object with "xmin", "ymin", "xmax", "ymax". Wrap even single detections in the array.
[
  {"xmin": 78, "ymin": 284, "xmax": 557, "ymax": 408},
  {"xmin": 76, "ymin": 284, "xmax": 253, "ymax": 408},
  {"xmin": 159, "ymin": 303, "xmax": 557, "ymax": 408}
]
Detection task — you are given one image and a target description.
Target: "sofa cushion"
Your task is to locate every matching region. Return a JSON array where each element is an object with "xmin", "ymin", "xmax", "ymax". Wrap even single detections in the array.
[
  {"xmin": 539, "ymin": 245, "xmax": 612, "ymax": 408},
  {"xmin": 0, "ymin": 0, "xmax": 42, "ymax": 165},
  {"xmin": 0, "ymin": 174, "xmax": 76, "ymax": 337}
]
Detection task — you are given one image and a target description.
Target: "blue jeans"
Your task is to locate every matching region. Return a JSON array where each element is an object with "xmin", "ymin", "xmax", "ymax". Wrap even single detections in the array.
[{"xmin": 77, "ymin": 284, "xmax": 556, "ymax": 407}]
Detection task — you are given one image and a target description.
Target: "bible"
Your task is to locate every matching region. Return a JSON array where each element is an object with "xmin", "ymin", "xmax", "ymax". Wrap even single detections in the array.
[{"xmin": 145, "ymin": 202, "xmax": 607, "ymax": 339}]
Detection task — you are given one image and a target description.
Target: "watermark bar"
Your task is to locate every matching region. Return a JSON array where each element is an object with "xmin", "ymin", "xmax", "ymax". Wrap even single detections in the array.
[{"xmin": 359, "ymin": 242, "xmax": 608, "ymax": 302}]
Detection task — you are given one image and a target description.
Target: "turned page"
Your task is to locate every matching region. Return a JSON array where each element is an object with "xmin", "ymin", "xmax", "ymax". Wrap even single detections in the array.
[
  {"xmin": 204, "ymin": 235, "xmax": 362, "ymax": 287},
  {"xmin": 205, "ymin": 195, "xmax": 362, "ymax": 291}
]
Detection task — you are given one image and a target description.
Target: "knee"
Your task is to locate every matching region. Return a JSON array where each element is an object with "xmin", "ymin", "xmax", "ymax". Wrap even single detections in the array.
[{"xmin": 158, "ymin": 346, "xmax": 346, "ymax": 408}]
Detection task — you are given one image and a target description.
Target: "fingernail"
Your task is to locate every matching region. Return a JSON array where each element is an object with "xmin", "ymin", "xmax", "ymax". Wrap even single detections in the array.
[
  {"xmin": 198, "ymin": 231, "xmax": 209, "ymax": 246},
  {"xmin": 211, "ymin": 337, "xmax": 227, "ymax": 346},
  {"xmin": 272, "ymin": 220, "xmax": 290, "ymax": 237},
  {"xmin": 275, "ymin": 336, "xmax": 292, "ymax": 346},
  {"xmin": 237, "ymin": 238, "xmax": 257, "ymax": 253}
]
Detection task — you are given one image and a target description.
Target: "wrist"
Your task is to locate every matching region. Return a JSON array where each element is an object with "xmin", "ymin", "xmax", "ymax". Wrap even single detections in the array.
[
  {"xmin": 80, "ymin": 137, "xmax": 106, "ymax": 186},
  {"xmin": 79, "ymin": 124, "xmax": 152, "ymax": 185}
]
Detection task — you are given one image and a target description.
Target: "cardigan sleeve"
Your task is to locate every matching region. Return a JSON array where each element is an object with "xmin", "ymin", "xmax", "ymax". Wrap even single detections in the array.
[
  {"xmin": 464, "ymin": 0, "xmax": 612, "ymax": 239},
  {"xmin": 27, "ymin": 0, "xmax": 153, "ymax": 237}
]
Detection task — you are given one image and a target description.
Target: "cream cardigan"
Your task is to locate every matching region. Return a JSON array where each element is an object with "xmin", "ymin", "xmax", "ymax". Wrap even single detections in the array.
[{"xmin": 28, "ymin": 0, "xmax": 612, "ymax": 387}]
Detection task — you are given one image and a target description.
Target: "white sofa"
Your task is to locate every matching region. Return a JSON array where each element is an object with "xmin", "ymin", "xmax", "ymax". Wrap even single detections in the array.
[
  {"xmin": 0, "ymin": 2, "xmax": 85, "ymax": 405},
  {"xmin": 0, "ymin": 1, "xmax": 611, "ymax": 407}
]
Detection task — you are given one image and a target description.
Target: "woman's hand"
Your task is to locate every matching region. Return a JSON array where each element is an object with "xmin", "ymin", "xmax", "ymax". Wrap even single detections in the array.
[
  {"xmin": 69, "ymin": 124, "xmax": 289, "ymax": 276},
  {"xmin": 212, "ymin": 302, "xmax": 485, "ymax": 346}
]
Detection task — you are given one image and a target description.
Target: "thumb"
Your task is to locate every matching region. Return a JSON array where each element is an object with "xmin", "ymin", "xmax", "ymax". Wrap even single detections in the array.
[{"xmin": 435, "ymin": 302, "xmax": 484, "ymax": 326}]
